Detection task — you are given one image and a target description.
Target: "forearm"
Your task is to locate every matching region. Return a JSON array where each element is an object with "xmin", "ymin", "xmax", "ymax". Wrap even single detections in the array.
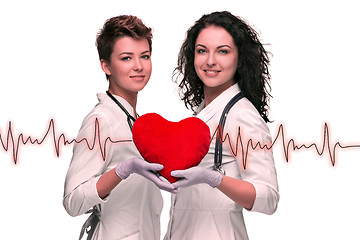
[
  {"xmin": 96, "ymin": 168, "xmax": 122, "ymax": 199},
  {"xmin": 217, "ymin": 175, "xmax": 256, "ymax": 210}
]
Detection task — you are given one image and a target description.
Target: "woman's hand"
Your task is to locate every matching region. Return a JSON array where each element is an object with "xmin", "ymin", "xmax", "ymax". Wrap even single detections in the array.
[
  {"xmin": 171, "ymin": 166, "xmax": 256, "ymax": 210},
  {"xmin": 115, "ymin": 158, "xmax": 178, "ymax": 193},
  {"xmin": 171, "ymin": 167, "xmax": 223, "ymax": 189}
]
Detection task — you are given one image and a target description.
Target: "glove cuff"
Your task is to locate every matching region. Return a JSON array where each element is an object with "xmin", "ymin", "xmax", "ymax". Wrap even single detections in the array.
[
  {"xmin": 209, "ymin": 170, "xmax": 223, "ymax": 188},
  {"xmin": 115, "ymin": 160, "xmax": 132, "ymax": 180}
]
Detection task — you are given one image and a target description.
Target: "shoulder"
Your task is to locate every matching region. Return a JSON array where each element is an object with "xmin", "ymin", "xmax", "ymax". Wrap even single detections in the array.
[
  {"xmin": 227, "ymin": 97, "xmax": 270, "ymax": 135},
  {"xmin": 76, "ymin": 94, "xmax": 120, "ymax": 137},
  {"xmin": 80, "ymin": 93, "xmax": 126, "ymax": 130},
  {"xmin": 81, "ymin": 105, "xmax": 111, "ymax": 129},
  {"xmin": 233, "ymin": 97, "xmax": 263, "ymax": 120}
]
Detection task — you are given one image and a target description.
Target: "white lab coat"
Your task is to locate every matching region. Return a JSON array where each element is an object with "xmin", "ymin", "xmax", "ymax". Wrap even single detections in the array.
[
  {"xmin": 165, "ymin": 84, "xmax": 279, "ymax": 240},
  {"xmin": 63, "ymin": 93, "xmax": 163, "ymax": 240}
]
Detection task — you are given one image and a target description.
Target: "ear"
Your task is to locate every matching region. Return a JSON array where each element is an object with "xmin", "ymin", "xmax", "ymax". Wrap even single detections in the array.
[{"xmin": 100, "ymin": 59, "xmax": 111, "ymax": 76}]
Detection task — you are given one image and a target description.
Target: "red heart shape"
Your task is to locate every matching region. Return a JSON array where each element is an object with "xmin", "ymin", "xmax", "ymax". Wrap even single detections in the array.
[{"xmin": 132, "ymin": 113, "xmax": 210, "ymax": 183}]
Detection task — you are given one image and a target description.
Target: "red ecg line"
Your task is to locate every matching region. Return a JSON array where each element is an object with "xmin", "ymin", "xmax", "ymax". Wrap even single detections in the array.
[
  {"xmin": 214, "ymin": 123, "xmax": 360, "ymax": 168},
  {"xmin": 0, "ymin": 118, "xmax": 132, "ymax": 164},
  {"xmin": 1, "ymin": 119, "xmax": 360, "ymax": 166}
]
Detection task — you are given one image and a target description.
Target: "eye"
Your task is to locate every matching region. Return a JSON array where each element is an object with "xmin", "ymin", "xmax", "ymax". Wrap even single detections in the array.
[
  {"xmin": 121, "ymin": 56, "xmax": 131, "ymax": 61},
  {"xmin": 219, "ymin": 49, "xmax": 228, "ymax": 54},
  {"xmin": 141, "ymin": 54, "xmax": 151, "ymax": 60},
  {"xmin": 196, "ymin": 48, "xmax": 206, "ymax": 54}
]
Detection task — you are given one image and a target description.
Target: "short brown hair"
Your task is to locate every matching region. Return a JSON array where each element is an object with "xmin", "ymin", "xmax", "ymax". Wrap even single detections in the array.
[{"xmin": 96, "ymin": 15, "xmax": 152, "ymax": 79}]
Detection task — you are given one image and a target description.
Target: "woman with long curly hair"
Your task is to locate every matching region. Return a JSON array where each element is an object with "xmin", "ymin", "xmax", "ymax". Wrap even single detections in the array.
[{"xmin": 165, "ymin": 11, "xmax": 279, "ymax": 239}]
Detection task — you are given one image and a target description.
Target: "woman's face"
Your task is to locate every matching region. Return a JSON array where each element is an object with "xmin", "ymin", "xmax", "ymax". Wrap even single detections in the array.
[
  {"xmin": 194, "ymin": 25, "xmax": 238, "ymax": 96},
  {"xmin": 102, "ymin": 36, "xmax": 152, "ymax": 98}
]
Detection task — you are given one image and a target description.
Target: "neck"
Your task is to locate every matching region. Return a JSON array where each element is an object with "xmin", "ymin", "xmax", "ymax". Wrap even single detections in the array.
[
  {"xmin": 203, "ymin": 82, "xmax": 236, "ymax": 107},
  {"xmin": 203, "ymin": 87, "xmax": 226, "ymax": 107}
]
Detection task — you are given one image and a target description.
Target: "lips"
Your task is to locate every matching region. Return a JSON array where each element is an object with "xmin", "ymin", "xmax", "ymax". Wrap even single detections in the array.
[
  {"xmin": 203, "ymin": 69, "xmax": 221, "ymax": 77},
  {"xmin": 130, "ymin": 75, "xmax": 146, "ymax": 80}
]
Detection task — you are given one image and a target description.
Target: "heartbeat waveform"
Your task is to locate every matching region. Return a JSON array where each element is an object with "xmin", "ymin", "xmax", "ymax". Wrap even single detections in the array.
[
  {"xmin": 214, "ymin": 123, "xmax": 360, "ymax": 168},
  {"xmin": 1, "ymin": 119, "xmax": 360, "ymax": 166},
  {"xmin": 0, "ymin": 118, "xmax": 132, "ymax": 164}
]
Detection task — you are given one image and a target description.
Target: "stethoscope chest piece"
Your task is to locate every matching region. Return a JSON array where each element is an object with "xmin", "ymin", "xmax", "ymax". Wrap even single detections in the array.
[{"xmin": 213, "ymin": 165, "xmax": 226, "ymax": 175}]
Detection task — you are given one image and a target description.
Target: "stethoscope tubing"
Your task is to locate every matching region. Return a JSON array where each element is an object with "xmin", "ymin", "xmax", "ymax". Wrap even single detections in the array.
[{"xmin": 214, "ymin": 91, "xmax": 246, "ymax": 174}]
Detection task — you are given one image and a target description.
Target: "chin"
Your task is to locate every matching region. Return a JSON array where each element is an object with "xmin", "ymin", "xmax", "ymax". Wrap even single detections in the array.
[{"xmin": 132, "ymin": 84, "xmax": 148, "ymax": 92}]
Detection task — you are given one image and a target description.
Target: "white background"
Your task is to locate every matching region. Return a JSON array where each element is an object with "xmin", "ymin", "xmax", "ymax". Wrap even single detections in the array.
[{"xmin": 1, "ymin": 0, "xmax": 360, "ymax": 239}]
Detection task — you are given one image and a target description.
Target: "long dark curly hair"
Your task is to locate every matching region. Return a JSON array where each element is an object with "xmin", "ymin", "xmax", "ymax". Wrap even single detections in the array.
[{"xmin": 174, "ymin": 11, "xmax": 271, "ymax": 122}]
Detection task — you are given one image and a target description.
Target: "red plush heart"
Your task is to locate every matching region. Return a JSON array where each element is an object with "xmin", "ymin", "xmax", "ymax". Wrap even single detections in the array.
[{"xmin": 132, "ymin": 113, "xmax": 210, "ymax": 183}]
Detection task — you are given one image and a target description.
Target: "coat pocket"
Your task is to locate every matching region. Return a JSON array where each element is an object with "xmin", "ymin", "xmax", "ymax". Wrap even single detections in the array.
[
  {"xmin": 212, "ymin": 210, "xmax": 249, "ymax": 240},
  {"xmin": 117, "ymin": 230, "xmax": 140, "ymax": 240}
]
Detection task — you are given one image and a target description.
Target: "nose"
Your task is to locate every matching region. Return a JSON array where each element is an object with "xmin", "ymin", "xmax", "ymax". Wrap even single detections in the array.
[
  {"xmin": 206, "ymin": 52, "xmax": 216, "ymax": 67},
  {"xmin": 133, "ymin": 57, "xmax": 143, "ymax": 71}
]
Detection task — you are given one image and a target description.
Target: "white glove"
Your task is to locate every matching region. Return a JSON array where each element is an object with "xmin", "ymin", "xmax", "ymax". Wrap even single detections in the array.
[
  {"xmin": 115, "ymin": 158, "xmax": 178, "ymax": 194},
  {"xmin": 171, "ymin": 166, "xmax": 223, "ymax": 189}
]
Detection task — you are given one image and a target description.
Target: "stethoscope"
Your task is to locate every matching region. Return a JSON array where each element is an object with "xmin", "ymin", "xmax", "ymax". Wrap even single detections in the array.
[
  {"xmin": 107, "ymin": 89, "xmax": 246, "ymax": 176},
  {"xmin": 214, "ymin": 91, "xmax": 246, "ymax": 175},
  {"xmin": 106, "ymin": 90, "xmax": 138, "ymax": 130}
]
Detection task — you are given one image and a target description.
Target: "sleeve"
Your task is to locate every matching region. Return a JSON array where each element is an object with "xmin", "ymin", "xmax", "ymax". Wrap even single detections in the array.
[
  {"xmin": 230, "ymin": 104, "xmax": 280, "ymax": 215},
  {"xmin": 63, "ymin": 113, "xmax": 112, "ymax": 217}
]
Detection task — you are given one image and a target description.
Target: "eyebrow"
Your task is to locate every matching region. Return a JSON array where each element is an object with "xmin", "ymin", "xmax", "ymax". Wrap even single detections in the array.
[
  {"xmin": 196, "ymin": 44, "xmax": 232, "ymax": 49},
  {"xmin": 119, "ymin": 50, "xmax": 151, "ymax": 56}
]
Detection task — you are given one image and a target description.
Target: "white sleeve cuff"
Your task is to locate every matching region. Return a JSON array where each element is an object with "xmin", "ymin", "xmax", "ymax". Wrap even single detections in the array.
[
  {"xmin": 250, "ymin": 182, "xmax": 279, "ymax": 215},
  {"xmin": 84, "ymin": 176, "xmax": 109, "ymax": 205}
]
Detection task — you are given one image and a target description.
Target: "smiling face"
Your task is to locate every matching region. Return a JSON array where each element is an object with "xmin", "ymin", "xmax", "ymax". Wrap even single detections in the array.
[
  {"xmin": 194, "ymin": 25, "xmax": 238, "ymax": 104},
  {"xmin": 101, "ymin": 36, "xmax": 152, "ymax": 104}
]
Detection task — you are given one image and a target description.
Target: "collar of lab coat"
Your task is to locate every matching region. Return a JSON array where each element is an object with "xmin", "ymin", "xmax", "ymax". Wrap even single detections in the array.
[
  {"xmin": 196, "ymin": 83, "xmax": 241, "ymax": 123},
  {"xmin": 96, "ymin": 93, "xmax": 136, "ymax": 119}
]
